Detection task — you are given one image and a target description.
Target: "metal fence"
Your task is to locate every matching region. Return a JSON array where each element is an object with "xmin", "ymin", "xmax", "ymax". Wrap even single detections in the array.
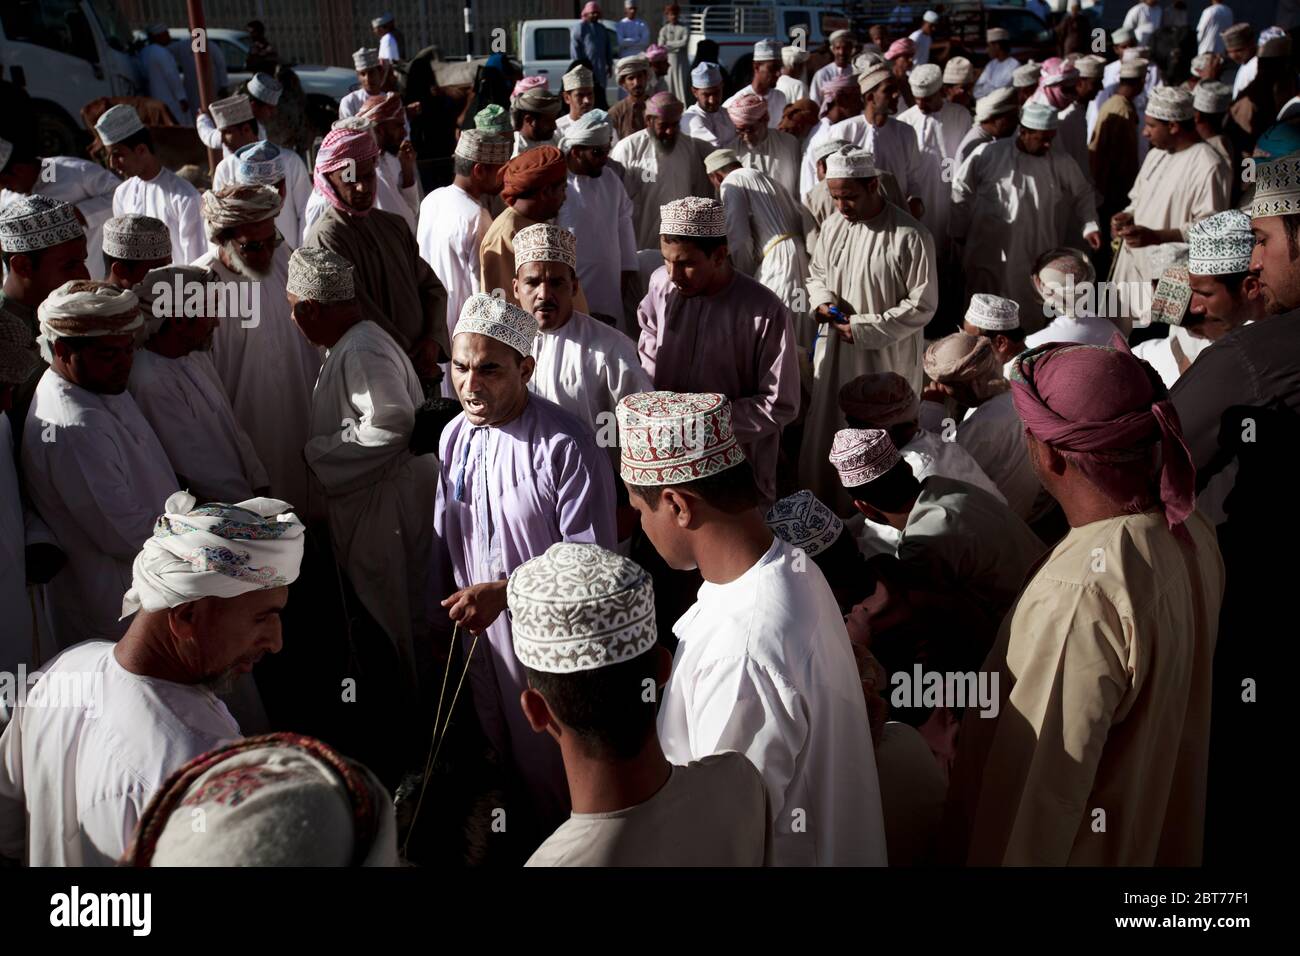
[{"xmin": 114, "ymin": 0, "xmax": 674, "ymax": 67}]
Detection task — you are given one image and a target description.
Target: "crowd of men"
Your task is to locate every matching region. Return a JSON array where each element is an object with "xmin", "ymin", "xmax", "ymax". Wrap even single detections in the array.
[{"xmin": 0, "ymin": 3, "xmax": 1290, "ymax": 867}]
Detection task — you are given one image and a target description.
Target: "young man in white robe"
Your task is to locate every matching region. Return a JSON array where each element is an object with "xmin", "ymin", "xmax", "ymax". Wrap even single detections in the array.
[
  {"xmin": 728, "ymin": 94, "xmax": 802, "ymax": 203},
  {"xmin": 514, "ymin": 542, "xmax": 768, "ymax": 867},
  {"xmin": 417, "ymin": 130, "xmax": 510, "ymax": 344},
  {"xmin": 195, "ymin": 184, "xmax": 321, "ymax": 510},
  {"xmin": 1109, "ymin": 87, "xmax": 1232, "ymax": 330},
  {"xmin": 556, "ymin": 66, "xmax": 601, "ymax": 137},
  {"xmin": 436, "ymin": 293, "xmax": 619, "ymax": 843},
  {"xmin": 554, "ymin": 111, "xmax": 641, "ymax": 332},
  {"xmin": 722, "ymin": 40, "xmax": 788, "ymax": 129},
  {"xmin": 97, "ymin": 105, "xmax": 206, "ymax": 266},
  {"xmin": 809, "ymin": 30, "xmax": 857, "ymax": 103},
  {"xmin": 971, "ymin": 28, "xmax": 1021, "ymax": 100},
  {"xmin": 706, "ymin": 149, "xmax": 810, "ymax": 341},
  {"xmin": 0, "ymin": 492, "xmax": 303, "ymax": 866},
  {"xmin": 512, "ymin": 223, "xmax": 650, "ymax": 472},
  {"xmin": 798, "ymin": 78, "xmax": 864, "ymax": 201},
  {"xmin": 897, "ymin": 64, "xmax": 973, "ymax": 257},
  {"xmin": 829, "ymin": 66, "xmax": 926, "ymax": 217},
  {"xmin": 338, "ymin": 48, "xmax": 392, "ymax": 119},
  {"xmin": 924, "ymin": 325, "xmax": 1042, "ymax": 521},
  {"xmin": 617, "ymin": 390, "xmax": 887, "ymax": 866},
  {"xmin": 21, "ymin": 281, "xmax": 178, "ymax": 651},
  {"xmin": 951, "ymin": 102, "xmax": 1100, "ymax": 329},
  {"xmin": 288, "ymin": 247, "xmax": 435, "ymax": 691},
  {"xmin": 776, "ymin": 45, "xmax": 810, "ymax": 105},
  {"xmin": 679, "ymin": 61, "xmax": 737, "ymax": 149},
  {"xmin": 611, "ymin": 97, "xmax": 712, "ymax": 250},
  {"xmin": 802, "ymin": 148, "xmax": 937, "ymax": 507},
  {"xmin": 358, "ymin": 93, "xmax": 423, "ymax": 234},
  {"xmin": 127, "ymin": 265, "xmax": 268, "ymax": 504},
  {"xmin": 0, "ymin": 137, "xmax": 120, "ymax": 282},
  {"xmin": 197, "ymin": 71, "xmax": 277, "ymax": 157},
  {"xmin": 956, "ymin": 87, "xmax": 1019, "ymax": 165}
]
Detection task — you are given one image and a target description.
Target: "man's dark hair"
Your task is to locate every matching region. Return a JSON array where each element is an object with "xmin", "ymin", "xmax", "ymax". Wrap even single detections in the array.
[
  {"xmin": 1283, "ymin": 212, "xmax": 1300, "ymax": 260},
  {"xmin": 813, "ymin": 531, "xmax": 874, "ymax": 598},
  {"xmin": 524, "ymin": 651, "xmax": 659, "ymax": 760},
  {"xmin": 846, "ymin": 458, "xmax": 920, "ymax": 513},
  {"xmin": 452, "ymin": 155, "xmax": 476, "ymax": 177},
  {"xmin": 229, "ymin": 119, "xmax": 258, "ymax": 138},
  {"xmin": 1, "ymin": 246, "xmax": 46, "ymax": 270},
  {"xmin": 628, "ymin": 458, "xmax": 760, "ymax": 514},
  {"xmin": 1196, "ymin": 109, "xmax": 1225, "ymax": 132},
  {"xmin": 115, "ymin": 128, "xmax": 155, "ymax": 153},
  {"xmin": 511, "ymin": 109, "xmax": 527, "ymax": 130},
  {"xmin": 972, "ymin": 324, "xmax": 1026, "ymax": 346},
  {"xmin": 1171, "ymin": 117, "xmax": 1198, "ymax": 135},
  {"xmin": 660, "ymin": 232, "xmax": 728, "ymax": 255}
]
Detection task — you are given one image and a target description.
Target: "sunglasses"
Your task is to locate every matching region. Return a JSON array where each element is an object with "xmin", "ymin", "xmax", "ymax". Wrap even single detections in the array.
[{"xmin": 234, "ymin": 230, "xmax": 285, "ymax": 255}]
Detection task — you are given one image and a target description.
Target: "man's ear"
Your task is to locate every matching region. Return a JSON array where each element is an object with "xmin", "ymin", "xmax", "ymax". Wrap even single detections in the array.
[
  {"xmin": 511, "ymin": 276, "xmax": 521, "ymax": 301},
  {"xmin": 518, "ymin": 354, "xmax": 536, "ymax": 385},
  {"xmin": 168, "ymin": 599, "xmax": 203, "ymax": 642},
  {"xmin": 853, "ymin": 498, "xmax": 887, "ymax": 526},
  {"xmin": 662, "ymin": 487, "xmax": 694, "ymax": 528},
  {"xmin": 520, "ymin": 687, "xmax": 558, "ymax": 737},
  {"xmin": 1243, "ymin": 274, "xmax": 1264, "ymax": 302}
]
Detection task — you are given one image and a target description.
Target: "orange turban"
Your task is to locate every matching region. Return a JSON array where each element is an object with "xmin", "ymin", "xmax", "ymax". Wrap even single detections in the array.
[{"xmin": 501, "ymin": 146, "xmax": 566, "ymax": 204}]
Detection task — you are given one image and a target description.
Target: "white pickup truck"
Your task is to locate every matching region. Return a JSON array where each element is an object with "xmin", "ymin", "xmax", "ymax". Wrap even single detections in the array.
[
  {"xmin": 682, "ymin": 2, "xmax": 851, "ymax": 91},
  {"xmin": 518, "ymin": 19, "xmax": 622, "ymax": 102}
]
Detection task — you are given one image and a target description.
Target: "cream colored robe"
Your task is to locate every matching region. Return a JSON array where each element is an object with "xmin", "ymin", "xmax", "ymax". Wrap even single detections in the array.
[
  {"xmin": 945, "ymin": 509, "xmax": 1225, "ymax": 865},
  {"xmin": 611, "ymin": 129, "xmax": 713, "ymax": 250},
  {"xmin": 802, "ymin": 203, "xmax": 938, "ymax": 504}
]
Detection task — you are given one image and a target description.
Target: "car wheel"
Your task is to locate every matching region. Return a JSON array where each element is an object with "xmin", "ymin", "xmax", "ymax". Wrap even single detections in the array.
[{"xmin": 35, "ymin": 108, "xmax": 81, "ymax": 158}]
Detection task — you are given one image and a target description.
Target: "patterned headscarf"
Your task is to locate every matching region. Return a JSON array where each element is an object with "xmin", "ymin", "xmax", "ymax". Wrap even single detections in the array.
[
  {"xmin": 923, "ymin": 333, "xmax": 1010, "ymax": 403},
  {"xmin": 312, "ymin": 122, "xmax": 380, "ymax": 216},
  {"xmin": 37, "ymin": 280, "xmax": 141, "ymax": 363},
  {"xmin": 120, "ymin": 490, "xmax": 306, "ymax": 617},
  {"xmin": 200, "ymin": 183, "xmax": 283, "ymax": 241},
  {"xmin": 727, "ymin": 92, "xmax": 769, "ymax": 127}
]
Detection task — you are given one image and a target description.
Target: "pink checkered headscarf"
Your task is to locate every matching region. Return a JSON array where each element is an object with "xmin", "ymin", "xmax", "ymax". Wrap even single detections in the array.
[
  {"xmin": 313, "ymin": 123, "xmax": 380, "ymax": 216},
  {"xmin": 886, "ymin": 38, "xmax": 915, "ymax": 60},
  {"xmin": 1037, "ymin": 57, "xmax": 1078, "ymax": 110},
  {"xmin": 727, "ymin": 92, "xmax": 768, "ymax": 127},
  {"xmin": 820, "ymin": 75, "xmax": 858, "ymax": 116},
  {"xmin": 512, "ymin": 75, "xmax": 548, "ymax": 98}
]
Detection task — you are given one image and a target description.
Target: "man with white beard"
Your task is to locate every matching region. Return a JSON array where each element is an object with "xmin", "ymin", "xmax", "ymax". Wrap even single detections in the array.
[
  {"xmin": 728, "ymin": 93, "xmax": 801, "ymax": 202},
  {"xmin": 612, "ymin": 93, "xmax": 712, "ymax": 250},
  {"xmin": 128, "ymin": 264, "xmax": 269, "ymax": 504},
  {"xmin": 0, "ymin": 492, "xmax": 303, "ymax": 866},
  {"xmin": 195, "ymin": 184, "xmax": 321, "ymax": 509},
  {"xmin": 555, "ymin": 110, "xmax": 640, "ymax": 332}
]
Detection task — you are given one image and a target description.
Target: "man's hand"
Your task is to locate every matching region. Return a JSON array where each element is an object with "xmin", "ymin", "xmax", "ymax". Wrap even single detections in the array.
[
  {"xmin": 1121, "ymin": 224, "xmax": 1159, "ymax": 248},
  {"xmin": 831, "ymin": 317, "xmax": 854, "ymax": 342},
  {"xmin": 1084, "ymin": 229, "xmax": 1102, "ymax": 251},
  {"xmin": 405, "ymin": 101, "xmax": 423, "ymax": 118},
  {"xmin": 398, "ymin": 140, "xmax": 418, "ymax": 187},
  {"xmin": 814, "ymin": 303, "xmax": 838, "ymax": 322},
  {"xmin": 25, "ymin": 543, "xmax": 66, "ymax": 585},
  {"xmin": 1110, "ymin": 210, "xmax": 1134, "ymax": 234},
  {"xmin": 410, "ymin": 335, "xmax": 444, "ymax": 378},
  {"xmin": 441, "ymin": 581, "xmax": 509, "ymax": 634}
]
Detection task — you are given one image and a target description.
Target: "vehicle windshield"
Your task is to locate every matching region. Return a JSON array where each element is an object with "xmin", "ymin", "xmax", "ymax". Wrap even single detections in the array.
[{"xmin": 88, "ymin": 0, "xmax": 133, "ymax": 52}]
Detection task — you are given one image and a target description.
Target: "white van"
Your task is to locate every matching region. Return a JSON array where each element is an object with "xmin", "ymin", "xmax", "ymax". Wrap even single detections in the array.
[
  {"xmin": 0, "ymin": 0, "xmax": 141, "ymax": 155},
  {"xmin": 683, "ymin": 2, "xmax": 851, "ymax": 90},
  {"xmin": 519, "ymin": 19, "xmax": 622, "ymax": 103}
]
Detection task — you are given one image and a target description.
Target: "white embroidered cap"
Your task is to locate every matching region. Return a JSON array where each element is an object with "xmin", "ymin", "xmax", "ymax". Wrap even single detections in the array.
[
  {"xmin": 95, "ymin": 104, "xmax": 145, "ymax": 145},
  {"xmin": 1146, "ymin": 86, "xmax": 1195, "ymax": 123},
  {"xmin": 753, "ymin": 39, "xmax": 781, "ymax": 61},
  {"xmin": 454, "ymin": 129, "xmax": 513, "ymax": 164},
  {"xmin": 1252, "ymin": 155, "xmax": 1300, "ymax": 219},
  {"xmin": 455, "ymin": 293, "xmax": 538, "ymax": 356},
  {"xmin": 102, "ymin": 214, "xmax": 170, "ymax": 261},
  {"xmin": 210, "ymin": 94, "xmax": 255, "ymax": 130},
  {"xmin": 287, "ymin": 246, "xmax": 356, "ymax": 303},
  {"xmin": 829, "ymin": 428, "xmax": 902, "ymax": 488},
  {"xmin": 562, "ymin": 65, "xmax": 594, "ymax": 91},
  {"xmin": 353, "ymin": 47, "xmax": 381, "ymax": 70},
  {"xmin": 1193, "ymin": 81, "xmax": 1232, "ymax": 115},
  {"xmin": 0, "ymin": 195, "xmax": 84, "ymax": 254},
  {"xmin": 513, "ymin": 222, "xmax": 577, "ymax": 271},
  {"xmin": 508, "ymin": 542, "xmax": 657, "ymax": 674},
  {"xmin": 965, "ymin": 293, "xmax": 1021, "ymax": 331},
  {"xmin": 1187, "ymin": 209, "xmax": 1255, "ymax": 276},
  {"xmin": 248, "ymin": 73, "xmax": 283, "ymax": 106},
  {"xmin": 659, "ymin": 196, "xmax": 728, "ymax": 237},
  {"xmin": 1020, "ymin": 101, "xmax": 1059, "ymax": 131},
  {"xmin": 825, "ymin": 146, "xmax": 878, "ymax": 179},
  {"xmin": 616, "ymin": 390, "xmax": 747, "ymax": 485},
  {"xmin": 909, "ymin": 63, "xmax": 942, "ymax": 98}
]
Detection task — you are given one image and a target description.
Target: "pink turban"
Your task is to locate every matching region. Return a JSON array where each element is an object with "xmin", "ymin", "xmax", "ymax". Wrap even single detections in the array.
[
  {"xmin": 886, "ymin": 38, "xmax": 916, "ymax": 61},
  {"xmin": 1009, "ymin": 335, "xmax": 1196, "ymax": 534},
  {"xmin": 358, "ymin": 91, "xmax": 404, "ymax": 124},
  {"xmin": 582, "ymin": 1, "xmax": 601, "ymax": 15},
  {"xmin": 646, "ymin": 44, "xmax": 667, "ymax": 63},
  {"xmin": 820, "ymin": 75, "xmax": 858, "ymax": 116},
  {"xmin": 645, "ymin": 91, "xmax": 684, "ymax": 120},
  {"xmin": 727, "ymin": 92, "xmax": 769, "ymax": 127},
  {"xmin": 1037, "ymin": 57, "xmax": 1077, "ymax": 110},
  {"xmin": 512, "ymin": 75, "xmax": 548, "ymax": 98},
  {"xmin": 313, "ymin": 123, "xmax": 379, "ymax": 216}
]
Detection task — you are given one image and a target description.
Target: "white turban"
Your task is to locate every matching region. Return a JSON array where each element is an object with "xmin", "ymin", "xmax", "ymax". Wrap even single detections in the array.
[
  {"xmin": 37, "ymin": 280, "xmax": 142, "ymax": 363},
  {"xmin": 120, "ymin": 491, "xmax": 306, "ymax": 617},
  {"xmin": 201, "ymin": 183, "xmax": 283, "ymax": 242}
]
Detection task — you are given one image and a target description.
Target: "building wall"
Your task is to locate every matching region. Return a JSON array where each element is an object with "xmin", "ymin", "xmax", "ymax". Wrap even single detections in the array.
[{"xmin": 115, "ymin": 0, "xmax": 675, "ymax": 67}]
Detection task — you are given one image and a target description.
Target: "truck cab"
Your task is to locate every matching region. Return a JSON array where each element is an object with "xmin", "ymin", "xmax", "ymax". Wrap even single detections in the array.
[
  {"xmin": 518, "ymin": 19, "xmax": 622, "ymax": 103},
  {"xmin": 682, "ymin": 3, "xmax": 852, "ymax": 92},
  {"xmin": 0, "ymin": 0, "xmax": 140, "ymax": 155}
]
